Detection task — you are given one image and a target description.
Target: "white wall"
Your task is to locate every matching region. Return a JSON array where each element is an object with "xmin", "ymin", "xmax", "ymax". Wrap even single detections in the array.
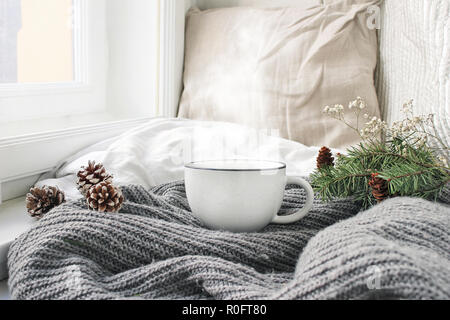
[
  {"xmin": 160, "ymin": 0, "xmax": 195, "ymax": 117},
  {"xmin": 174, "ymin": 0, "xmax": 196, "ymax": 113},
  {"xmin": 106, "ymin": 0, "xmax": 159, "ymax": 119}
]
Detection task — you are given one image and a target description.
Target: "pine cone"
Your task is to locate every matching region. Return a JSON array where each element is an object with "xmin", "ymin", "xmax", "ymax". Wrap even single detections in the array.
[
  {"xmin": 317, "ymin": 146, "xmax": 335, "ymax": 169},
  {"xmin": 77, "ymin": 161, "xmax": 113, "ymax": 195},
  {"xmin": 26, "ymin": 186, "xmax": 65, "ymax": 218},
  {"xmin": 86, "ymin": 182, "xmax": 124, "ymax": 213},
  {"xmin": 369, "ymin": 173, "xmax": 389, "ymax": 203}
]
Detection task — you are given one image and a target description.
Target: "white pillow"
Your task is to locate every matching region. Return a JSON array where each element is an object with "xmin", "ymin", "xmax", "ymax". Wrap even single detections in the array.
[
  {"xmin": 196, "ymin": 0, "xmax": 321, "ymax": 10},
  {"xmin": 178, "ymin": 1, "xmax": 381, "ymax": 149}
]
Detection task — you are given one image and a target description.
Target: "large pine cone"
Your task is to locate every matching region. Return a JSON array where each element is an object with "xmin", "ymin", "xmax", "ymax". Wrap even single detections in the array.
[
  {"xmin": 369, "ymin": 173, "xmax": 390, "ymax": 203},
  {"xmin": 77, "ymin": 160, "xmax": 113, "ymax": 195},
  {"xmin": 317, "ymin": 146, "xmax": 335, "ymax": 169},
  {"xmin": 26, "ymin": 186, "xmax": 65, "ymax": 218},
  {"xmin": 86, "ymin": 182, "xmax": 124, "ymax": 213}
]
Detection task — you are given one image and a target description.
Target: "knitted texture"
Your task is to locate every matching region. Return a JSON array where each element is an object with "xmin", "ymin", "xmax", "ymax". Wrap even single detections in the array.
[{"xmin": 7, "ymin": 181, "xmax": 450, "ymax": 300}]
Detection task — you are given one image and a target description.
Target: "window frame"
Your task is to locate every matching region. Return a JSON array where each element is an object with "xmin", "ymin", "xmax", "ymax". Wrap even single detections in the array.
[
  {"xmin": 0, "ymin": 0, "xmax": 107, "ymax": 121},
  {"xmin": 0, "ymin": 0, "xmax": 186, "ymax": 203},
  {"xmin": 0, "ymin": 0, "xmax": 88, "ymax": 95}
]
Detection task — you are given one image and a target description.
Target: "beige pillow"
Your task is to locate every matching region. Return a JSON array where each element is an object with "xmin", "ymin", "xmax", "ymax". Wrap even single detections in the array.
[{"xmin": 178, "ymin": 1, "xmax": 381, "ymax": 148}]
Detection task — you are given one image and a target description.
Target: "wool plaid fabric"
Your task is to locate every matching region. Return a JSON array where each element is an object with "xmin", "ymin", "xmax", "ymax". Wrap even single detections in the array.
[{"xmin": 8, "ymin": 182, "xmax": 450, "ymax": 300}]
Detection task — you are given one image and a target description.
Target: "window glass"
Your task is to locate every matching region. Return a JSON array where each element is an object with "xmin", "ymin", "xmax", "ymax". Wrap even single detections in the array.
[{"xmin": 0, "ymin": 0, "xmax": 74, "ymax": 83}]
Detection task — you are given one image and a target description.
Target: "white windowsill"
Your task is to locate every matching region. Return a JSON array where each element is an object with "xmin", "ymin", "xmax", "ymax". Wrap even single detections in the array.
[
  {"xmin": 0, "ymin": 197, "xmax": 36, "ymax": 281},
  {"xmin": 0, "ymin": 111, "xmax": 150, "ymax": 139},
  {"xmin": 0, "ymin": 113, "xmax": 156, "ymax": 195}
]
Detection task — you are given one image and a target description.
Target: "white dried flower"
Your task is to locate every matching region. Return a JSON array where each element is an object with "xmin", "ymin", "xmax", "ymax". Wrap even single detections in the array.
[
  {"xmin": 334, "ymin": 104, "xmax": 344, "ymax": 111},
  {"xmin": 358, "ymin": 98, "xmax": 366, "ymax": 110},
  {"xmin": 348, "ymin": 101, "xmax": 356, "ymax": 110},
  {"xmin": 402, "ymin": 99, "xmax": 414, "ymax": 114},
  {"xmin": 323, "ymin": 104, "xmax": 345, "ymax": 119},
  {"xmin": 438, "ymin": 156, "xmax": 448, "ymax": 167},
  {"xmin": 323, "ymin": 97, "xmax": 446, "ymax": 151},
  {"xmin": 348, "ymin": 97, "xmax": 366, "ymax": 111},
  {"xmin": 360, "ymin": 116, "xmax": 387, "ymax": 139}
]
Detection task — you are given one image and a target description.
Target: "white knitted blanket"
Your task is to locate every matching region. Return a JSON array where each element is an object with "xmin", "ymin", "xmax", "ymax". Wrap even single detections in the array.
[
  {"xmin": 7, "ymin": 182, "xmax": 450, "ymax": 300},
  {"xmin": 376, "ymin": 0, "xmax": 450, "ymax": 158}
]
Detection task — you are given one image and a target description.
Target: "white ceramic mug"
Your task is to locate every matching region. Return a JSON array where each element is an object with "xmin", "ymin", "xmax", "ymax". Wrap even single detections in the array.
[{"xmin": 184, "ymin": 159, "xmax": 314, "ymax": 232}]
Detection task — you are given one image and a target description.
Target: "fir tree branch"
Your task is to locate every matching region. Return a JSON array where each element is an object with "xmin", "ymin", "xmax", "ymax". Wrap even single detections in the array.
[
  {"xmin": 315, "ymin": 173, "xmax": 372, "ymax": 192},
  {"xmin": 314, "ymin": 97, "xmax": 450, "ymax": 208},
  {"xmin": 357, "ymin": 151, "xmax": 447, "ymax": 170},
  {"xmin": 390, "ymin": 171, "xmax": 426, "ymax": 180},
  {"xmin": 422, "ymin": 178, "xmax": 450, "ymax": 192}
]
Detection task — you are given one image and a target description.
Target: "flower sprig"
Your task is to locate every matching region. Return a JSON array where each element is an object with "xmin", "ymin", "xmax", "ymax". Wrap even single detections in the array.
[
  {"xmin": 323, "ymin": 97, "xmax": 387, "ymax": 141},
  {"xmin": 323, "ymin": 98, "xmax": 449, "ymax": 167},
  {"xmin": 389, "ymin": 100, "xmax": 449, "ymax": 163}
]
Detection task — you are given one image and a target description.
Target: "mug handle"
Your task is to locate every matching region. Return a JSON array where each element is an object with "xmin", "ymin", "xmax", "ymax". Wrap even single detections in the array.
[{"xmin": 272, "ymin": 177, "xmax": 314, "ymax": 224}]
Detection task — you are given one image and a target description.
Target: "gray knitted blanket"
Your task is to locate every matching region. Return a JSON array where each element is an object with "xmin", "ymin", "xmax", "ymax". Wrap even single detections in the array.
[{"xmin": 8, "ymin": 182, "xmax": 450, "ymax": 300}]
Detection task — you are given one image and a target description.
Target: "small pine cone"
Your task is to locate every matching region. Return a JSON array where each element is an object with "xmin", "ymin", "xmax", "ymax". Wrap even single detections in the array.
[
  {"xmin": 26, "ymin": 186, "xmax": 65, "ymax": 218},
  {"xmin": 77, "ymin": 160, "xmax": 113, "ymax": 195},
  {"xmin": 317, "ymin": 146, "xmax": 335, "ymax": 169},
  {"xmin": 369, "ymin": 173, "xmax": 390, "ymax": 203},
  {"xmin": 86, "ymin": 182, "xmax": 124, "ymax": 213}
]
